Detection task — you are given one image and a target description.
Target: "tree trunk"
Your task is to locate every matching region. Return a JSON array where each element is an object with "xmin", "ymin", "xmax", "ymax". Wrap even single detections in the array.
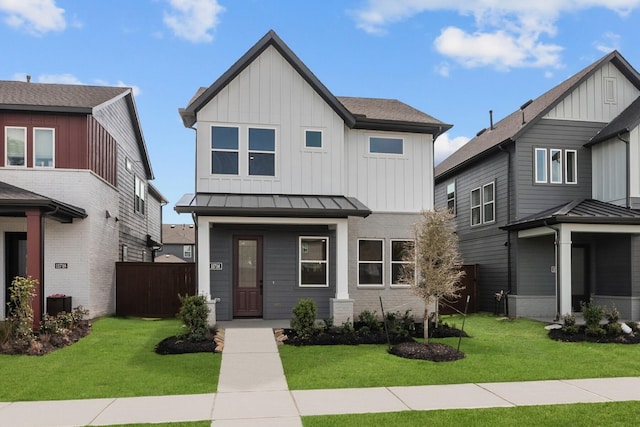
[{"xmin": 423, "ymin": 306, "xmax": 429, "ymax": 344}]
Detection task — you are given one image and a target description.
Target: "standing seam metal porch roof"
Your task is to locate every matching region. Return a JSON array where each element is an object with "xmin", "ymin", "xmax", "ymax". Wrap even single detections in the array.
[{"xmin": 175, "ymin": 193, "xmax": 371, "ymax": 218}]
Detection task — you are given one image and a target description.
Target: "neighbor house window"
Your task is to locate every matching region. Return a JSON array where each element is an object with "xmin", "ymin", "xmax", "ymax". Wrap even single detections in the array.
[
  {"xmin": 535, "ymin": 148, "xmax": 547, "ymax": 183},
  {"xmin": 211, "ymin": 126, "xmax": 239, "ymax": 175},
  {"xmin": 34, "ymin": 128, "xmax": 54, "ymax": 167},
  {"xmin": 470, "ymin": 188, "xmax": 481, "ymax": 226},
  {"xmin": 391, "ymin": 240, "xmax": 414, "ymax": 287},
  {"xmin": 248, "ymin": 127, "xmax": 275, "ymax": 176},
  {"xmin": 183, "ymin": 245, "xmax": 192, "ymax": 259},
  {"xmin": 471, "ymin": 182, "xmax": 495, "ymax": 226},
  {"xmin": 299, "ymin": 237, "xmax": 328, "ymax": 287},
  {"xmin": 305, "ymin": 130, "xmax": 322, "ymax": 148},
  {"xmin": 565, "ymin": 150, "xmax": 577, "ymax": 184},
  {"xmin": 358, "ymin": 239, "xmax": 384, "ymax": 286},
  {"xmin": 446, "ymin": 181, "xmax": 456, "ymax": 214},
  {"xmin": 550, "ymin": 149, "xmax": 562, "ymax": 184},
  {"xmin": 369, "ymin": 137, "xmax": 403, "ymax": 155},
  {"xmin": 134, "ymin": 175, "xmax": 145, "ymax": 215},
  {"xmin": 5, "ymin": 126, "xmax": 26, "ymax": 167}
]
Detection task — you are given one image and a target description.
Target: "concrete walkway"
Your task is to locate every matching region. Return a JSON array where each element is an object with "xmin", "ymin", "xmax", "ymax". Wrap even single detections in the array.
[{"xmin": 1, "ymin": 327, "xmax": 640, "ymax": 426}]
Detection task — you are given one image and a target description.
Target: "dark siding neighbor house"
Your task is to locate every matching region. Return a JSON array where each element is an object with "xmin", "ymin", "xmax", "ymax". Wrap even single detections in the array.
[
  {"xmin": 435, "ymin": 50, "xmax": 640, "ymax": 321},
  {"xmin": 156, "ymin": 224, "xmax": 196, "ymax": 262}
]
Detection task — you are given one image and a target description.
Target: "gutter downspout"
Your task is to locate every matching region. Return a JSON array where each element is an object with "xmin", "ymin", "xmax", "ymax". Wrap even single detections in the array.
[
  {"xmin": 616, "ymin": 134, "xmax": 631, "ymax": 208},
  {"xmin": 498, "ymin": 141, "xmax": 512, "ymax": 316},
  {"xmin": 545, "ymin": 221, "xmax": 560, "ymax": 321}
]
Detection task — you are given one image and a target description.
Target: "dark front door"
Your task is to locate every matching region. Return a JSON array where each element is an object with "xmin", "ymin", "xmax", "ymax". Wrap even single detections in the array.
[
  {"xmin": 571, "ymin": 245, "xmax": 590, "ymax": 312},
  {"xmin": 5, "ymin": 232, "xmax": 27, "ymax": 317},
  {"xmin": 233, "ymin": 236, "xmax": 263, "ymax": 317}
]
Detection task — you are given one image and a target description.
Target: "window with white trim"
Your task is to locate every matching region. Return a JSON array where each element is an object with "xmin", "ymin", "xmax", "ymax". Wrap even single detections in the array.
[
  {"xmin": 211, "ymin": 126, "xmax": 239, "ymax": 175},
  {"xmin": 471, "ymin": 182, "xmax": 495, "ymax": 226},
  {"xmin": 550, "ymin": 149, "xmax": 562, "ymax": 184},
  {"xmin": 534, "ymin": 148, "xmax": 577, "ymax": 184},
  {"xmin": 565, "ymin": 150, "xmax": 577, "ymax": 184},
  {"xmin": 134, "ymin": 175, "xmax": 145, "ymax": 215},
  {"xmin": 34, "ymin": 128, "xmax": 54, "ymax": 167},
  {"xmin": 391, "ymin": 240, "xmax": 414, "ymax": 287},
  {"xmin": 5, "ymin": 126, "xmax": 26, "ymax": 167},
  {"xmin": 358, "ymin": 239, "xmax": 384, "ymax": 286},
  {"xmin": 305, "ymin": 129, "xmax": 322, "ymax": 148},
  {"xmin": 446, "ymin": 181, "xmax": 456, "ymax": 214},
  {"xmin": 183, "ymin": 245, "xmax": 193, "ymax": 259},
  {"xmin": 369, "ymin": 137, "xmax": 403, "ymax": 155},
  {"xmin": 248, "ymin": 127, "xmax": 275, "ymax": 176},
  {"xmin": 299, "ymin": 237, "xmax": 329, "ymax": 287},
  {"xmin": 535, "ymin": 148, "xmax": 547, "ymax": 183}
]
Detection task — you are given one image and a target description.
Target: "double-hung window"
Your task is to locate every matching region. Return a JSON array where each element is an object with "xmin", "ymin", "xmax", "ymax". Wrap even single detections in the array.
[
  {"xmin": 299, "ymin": 237, "xmax": 328, "ymax": 287},
  {"xmin": 446, "ymin": 181, "xmax": 456, "ymax": 214},
  {"xmin": 358, "ymin": 239, "xmax": 384, "ymax": 287},
  {"xmin": 183, "ymin": 245, "xmax": 193, "ymax": 259},
  {"xmin": 211, "ymin": 126, "xmax": 239, "ymax": 175},
  {"xmin": 471, "ymin": 182, "xmax": 495, "ymax": 226},
  {"xmin": 34, "ymin": 128, "xmax": 54, "ymax": 167},
  {"xmin": 391, "ymin": 240, "xmax": 414, "ymax": 287},
  {"xmin": 134, "ymin": 175, "xmax": 145, "ymax": 215},
  {"xmin": 248, "ymin": 128, "xmax": 275, "ymax": 176},
  {"xmin": 5, "ymin": 127, "xmax": 26, "ymax": 167}
]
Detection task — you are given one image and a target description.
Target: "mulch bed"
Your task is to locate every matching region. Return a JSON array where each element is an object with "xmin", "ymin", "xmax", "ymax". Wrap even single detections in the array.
[
  {"xmin": 155, "ymin": 331, "xmax": 218, "ymax": 355},
  {"xmin": 0, "ymin": 321, "xmax": 92, "ymax": 356},
  {"xmin": 548, "ymin": 326, "xmax": 640, "ymax": 344},
  {"xmin": 388, "ymin": 342, "xmax": 465, "ymax": 362}
]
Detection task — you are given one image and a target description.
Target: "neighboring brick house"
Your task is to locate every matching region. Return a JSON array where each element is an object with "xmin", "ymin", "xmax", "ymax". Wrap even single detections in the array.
[
  {"xmin": 435, "ymin": 51, "xmax": 640, "ymax": 321},
  {"xmin": 0, "ymin": 80, "xmax": 165, "ymax": 325},
  {"xmin": 176, "ymin": 30, "xmax": 451, "ymax": 323},
  {"xmin": 155, "ymin": 224, "xmax": 195, "ymax": 262}
]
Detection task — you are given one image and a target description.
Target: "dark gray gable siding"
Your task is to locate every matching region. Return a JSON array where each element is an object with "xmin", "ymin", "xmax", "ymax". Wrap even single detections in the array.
[
  {"xmin": 210, "ymin": 225, "xmax": 335, "ymax": 321},
  {"xmin": 514, "ymin": 119, "xmax": 604, "ymax": 219},
  {"xmin": 435, "ymin": 150, "xmax": 510, "ymax": 311}
]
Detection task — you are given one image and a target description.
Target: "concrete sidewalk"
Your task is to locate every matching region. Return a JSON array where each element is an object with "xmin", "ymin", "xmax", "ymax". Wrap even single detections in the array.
[{"xmin": 1, "ymin": 327, "xmax": 639, "ymax": 426}]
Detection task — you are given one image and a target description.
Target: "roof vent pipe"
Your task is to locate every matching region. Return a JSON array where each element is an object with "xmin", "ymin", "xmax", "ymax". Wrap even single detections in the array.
[
  {"xmin": 489, "ymin": 110, "xmax": 494, "ymax": 130},
  {"xmin": 26, "ymin": 75, "xmax": 31, "ymax": 83}
]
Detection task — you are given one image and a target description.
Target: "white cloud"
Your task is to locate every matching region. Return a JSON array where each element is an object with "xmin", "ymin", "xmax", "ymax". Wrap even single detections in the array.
[
  {"xmin": 594, "ymin": 31, "xmax": 621, "ymax": 53},
  {"xmin": 0, "ymin": 0, "xmax": 65, "ymax": 35},
  {"xmin": 352, "ymin": 1, "xmax": 640, "ymax": 71},
  {"xmin": 164, "ymin": 0, "xmax": 225, "ymax": 43},
  {"xmin": 38, "ymin": 73, "xmax": 83, "ymax": 84},
  {"xmin": 434, "ymin": 133, "xmax": 470, "ymax": 165}
]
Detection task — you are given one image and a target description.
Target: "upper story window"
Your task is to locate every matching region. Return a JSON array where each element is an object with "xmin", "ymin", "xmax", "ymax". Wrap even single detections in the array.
[
  {"xmin": 5, "ymin": 127, "xmax": 26, "ymax": 167},
  {"xmin": 446, "ymin": 181, "xmax": 456, "ymax": 215},
  {"xmin": 183, "ymin": 245, "xmax": 193, "ymax": 259},
  {"xmin": 211, "ymin": 126, "xmax": 239, "ymax": 175},
  {"xmin": 248, "ymin": 128, "xmax": 275, "ymax": 176},
  {"xmin": 134, "ymin": 175, "xmax": 145, "ymax": 215},
  {"xmin": 34, "ymin": 128, "xmax": 54, "ymax": 167},
  {"xmin": 534, "ymin": 148, "xmax": 577, "ymax": 185},
  {"xmin": 299, "ymin": 237, "xmax": 329, "ymax": 287},
  {"xmin": 471, "ymin": 182, "xmax": 495, "ymax": 226},
  {"xmin": 369, "ymin": 137, "xmax": 403, "ymax": 155},
  {"xmin": 391, "ymin": 240, "xmax": 414, "ymax": 287},
  {"xmin": 305, "ymin": 130, "xmax": 322, "ymax": 148},
  {"xmin": 358, "ymin": 239, "xmax": 384, "ymax": 287}
]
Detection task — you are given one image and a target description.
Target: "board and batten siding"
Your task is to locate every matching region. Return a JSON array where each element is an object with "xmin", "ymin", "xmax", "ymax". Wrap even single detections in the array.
[
  {"xmin": 345, "ymin": 129, "xmax": 434, "ymax": 212},
  {"xmin": 514, "ymin": 119, "xmax": 602, "ymax": 219},
  {"xmin": 195, "ymin": 45, "xmax": 345, "ymax": 196},
  {"xmin": 629, "ymin": 126, "xmax": 640, "ymax": 207},
  {"xmin": 592, "ymin": 136, "xmax": 627, "ymax": 206},
  {"xmin": 544, "ymin": 62, "xmax": 640, "ymax": 122}
]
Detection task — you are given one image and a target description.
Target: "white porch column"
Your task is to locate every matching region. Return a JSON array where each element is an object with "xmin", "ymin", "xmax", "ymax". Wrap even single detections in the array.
[
  {"xmin": 196, "ymin": 217, "xmax": 211, "ymax": 298},
  {"xmin": 557, "ymin": 225, "xmax": 573, "ymax": 316},
  {"xmin": 331, "ymin": 218, "xmax": 353, "ymax": 323}
]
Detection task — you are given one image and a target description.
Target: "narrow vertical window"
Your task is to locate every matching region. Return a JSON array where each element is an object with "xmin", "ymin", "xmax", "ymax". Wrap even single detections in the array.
[
  {"xmin": 299, "ymin": 237, "xmax": 328, "ymax": 287},
  {"xmin": 565, "ymin": 150, "xmax": 577, "ymax": 184},
  {"xmin": 134, "ymin": 175, "xmax": 145, "ymax": 215},
  {"xmin": 535, "ymin": 148, "xmax": 547, "ymax": 183},
  {"xmin": 305, "ymin": 130, "xmax": 322, "ymax": 148},
  {"xmin": 248, "ymin": 128, "xmax": 275, "ymax": 176},
  {"xmin": 5, "ymin": 127, "xmax": 26, "ymax": 167},
  {"xmin": 391, "ymin": 240, "xmax": 414, "ymax": 286},
  {"xmin": 446, "ymin": 181, "xmax": 456, "ymax": 214},
  {"xmin": 470, "ymin": 188, "xmax": 481, "ymax": 226},
  {"xmin": 483, "ymin": 183, "xmax": 495, "ymax": 223},
  {"xmin": 550, "ymin": 149, "xmax": 562, "ymax": 183},
  {"xmin": 183, "ymin": 245, "xmax": 193, "ymax": 259},
  {"xmin": 34, "ymin": 128, "xmax": 54, "ymax": 167},
  {"xmin": 211, "ymin": 126, "xmax": 239, "ymax": 175},
  {"xmin": 358, "ymin": 239, "xmax": 384, "ymax": 286}
]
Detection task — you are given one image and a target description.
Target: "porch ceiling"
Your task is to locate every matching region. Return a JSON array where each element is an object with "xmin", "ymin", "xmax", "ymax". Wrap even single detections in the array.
[
  {"xmin": 175, "ymin": 193, "xmax": 371, "ymax": 218},
  {"xmin": 502, "ymin": 199, "xmax": 640, "ymax": 232},
  {"xmin": 0, "ymin": 181, "xmax": 87, "ymax": 223}
]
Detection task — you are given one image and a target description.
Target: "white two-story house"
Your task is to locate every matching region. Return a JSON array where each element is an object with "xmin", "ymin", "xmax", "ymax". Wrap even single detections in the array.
[{"xmin": 176, "ymin": 30, "xmax": 451, "ymax": 323}]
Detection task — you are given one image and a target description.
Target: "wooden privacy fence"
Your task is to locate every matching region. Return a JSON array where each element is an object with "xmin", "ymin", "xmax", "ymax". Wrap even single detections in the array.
[
  {"xmin": 116, "ymin": 262, "xmax": 196, "ymax": 318},
  {"xmin": 439, "ymin": 264, "xmax": 478, "ymax": 315}
]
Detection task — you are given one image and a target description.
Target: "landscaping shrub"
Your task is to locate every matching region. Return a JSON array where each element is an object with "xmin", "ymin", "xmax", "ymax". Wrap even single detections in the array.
[
  {"xmin": 605, "ymin": 306, "xmax": 620, "ymax": 324},
  {"xmin": 177, "ymin": 294, "xmax": 209, "ymax": 342},
  {"xmin": 581, "ymin": 299, "xmax": 604, "ymax": 331},
  {"xmin": 606, "ymin": 322, "xmax": 623, "ymax": 336},
  {"xmin": 357, "ymin": 310, "xmax": 383, "ymax": 334},
  {"xmin": 7, "ymin": 276, "xmax": 37, "ymax": 347},
  {"xmin": 561, "ymin": 312, "xmax": 579, "ymax": 335},
  {"xmin": 385, "ymin": 310, "xmax": 416, "ymax": 338},
  {"xmin": 291, "ymin": 298, "xmax": 317, "ymax": 337}
]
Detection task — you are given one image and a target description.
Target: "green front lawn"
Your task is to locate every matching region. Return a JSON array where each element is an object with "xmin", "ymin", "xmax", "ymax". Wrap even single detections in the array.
[
  {"xmin": 0, "ymin": 317, "xmax": 220, "ymax": 402},
  {"xmin": 280, "ymin": 313, "xmax": 640, "ymax": 390}
]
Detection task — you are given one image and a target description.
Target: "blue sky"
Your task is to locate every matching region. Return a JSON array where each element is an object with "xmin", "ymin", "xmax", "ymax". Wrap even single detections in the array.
[{"xmin": 2, "ymin": 1, "xmax": 640, "ymax": 224}]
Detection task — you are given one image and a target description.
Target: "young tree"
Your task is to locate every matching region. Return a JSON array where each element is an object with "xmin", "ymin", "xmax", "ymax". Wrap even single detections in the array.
[{"xmin": 401, "ymin": 208, "xmax": 465, "ymax": 343}]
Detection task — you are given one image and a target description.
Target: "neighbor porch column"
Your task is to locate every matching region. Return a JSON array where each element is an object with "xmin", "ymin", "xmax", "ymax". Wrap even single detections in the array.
[
  {"xmin": 196, "ymin": 217, "xmax": 211, "ymax": 298},
  {"xmin": 26, "ymin": 210, "xmax": 44, "ymax": 328},
  {"xmin": 330, "ymin": 218, "xmax": 353, "ymax": 323},
  {"xmin": 557, "ymin": 225, "xmax": 572, "ymax": 317}
]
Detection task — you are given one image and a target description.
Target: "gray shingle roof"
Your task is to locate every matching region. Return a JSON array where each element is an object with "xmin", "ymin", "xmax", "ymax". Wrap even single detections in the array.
[
  {"xmin": 162, "ymin": 224, "xmax": 195, "ymax": 244},
  {"xmin": 587, "ymin": 96, "xmax": 640, "ymax": 146},
  {"xmin": 502, "ymin": 199, "xmax": 640, "ymax": 231},
  {"xmin": 0, "ymin": 80, "xmax": 128, "ymax": 112},
  {"xmin": 0, "ymin": 181, "xmax": 87, "ymax": 223},
  {"xmin": 337, "ymin": 96, "xmax": 448, "ymax": 126},
  {"xmin": 435, "ymin": 51, "xmax": 640, "ymax": 180}
]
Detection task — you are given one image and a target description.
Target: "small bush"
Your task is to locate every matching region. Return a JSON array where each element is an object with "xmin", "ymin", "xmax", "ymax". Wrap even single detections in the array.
[
  {"xmin": 177, "ymin": 294, "xmax": 210, "ymax": 342},
  {"xmin": 562, "ymin": 312, "xmax": 576, "ymax": 327},
  {"xmin": 563, "ymin": 325, "xmax": 579, "ymax": 335},
  {"xmin": 581, "ymin": 299, "xmax": 604, "ymax": 329},
  {"xmin": 605, "ymin": 306, "xmax": 620, "ymax": 324},
  {"xmin": 357, "ymin": 310, "xmax": 382, "ymax": 333},
  {"xmin": 606, "ymin": 322, "xmax": 623, "ymax": 336},
  {"xmin": 585, "ymin": 325, "xmax": 606, "ymax": 337},
  {"xmin": 385, "ymin": 310, "xmax": 416, "ymax": 338},
  {"xmin": 291, "ymin": 298, "xmax": 317, "ymax": 337},
  {"xmin": 7, "ymin": 276, "xmax": 38, "ymax": 346}
]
